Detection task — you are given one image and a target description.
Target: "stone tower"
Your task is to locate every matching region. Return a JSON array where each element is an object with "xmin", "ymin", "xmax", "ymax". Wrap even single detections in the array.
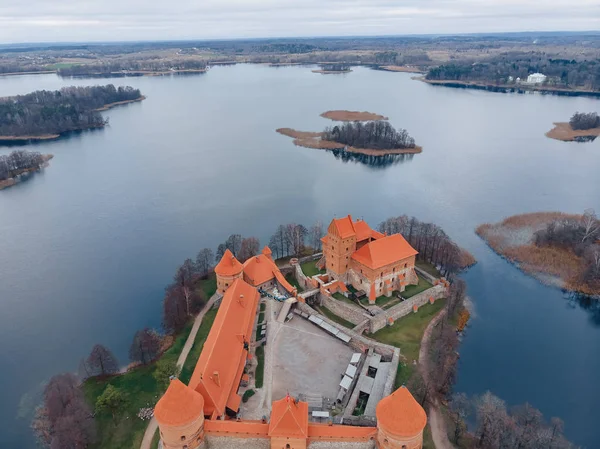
[
  {"xmin": 375, "ymin": 386, "xmax": 427, "ymax": 449},
  {"xmin": 154, "ymin": 379, "xmax": 206, "ymax": 449},
  {"xmin": 214, "ymin": 248, "xmax": 243, "ymax": 294}
]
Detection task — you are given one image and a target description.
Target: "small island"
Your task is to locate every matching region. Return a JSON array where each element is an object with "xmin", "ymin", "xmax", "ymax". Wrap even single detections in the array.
[
  {"xmin": 320, "ymin": 110, "xmax": 388, "ymax": 121},
  {"xmin": 0, "ymin": 150, "xmax": 53, "ymax": 190},
  {"xmin": 0, "ymin": 85, "xmax": 144, "ymax": 143},
  {"xmin": 476, "ymin": 211, "xmax": 600, "ymax": 295},
  {"xmin": 546, "ymin": 112, "xmax": 600, "ymax": 142},
  {"xmin": 312, "ymin": 63, "xmax": 352, "ymax": 74},
  {"xmin": 277, "ymin": 112, "xmax": 422, "ymax": 156}
]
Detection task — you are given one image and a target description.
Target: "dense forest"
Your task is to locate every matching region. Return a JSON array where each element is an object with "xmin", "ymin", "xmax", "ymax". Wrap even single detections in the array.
[
  {"xmin": 323, "ymin": 121, "xmax": 416, "ymax": 150},
  {"xmin": 0, "ymin": 150, "xmax": 46, "ymax": 182},
  {"xmin": 58, "ymin": 59, "xmax": 206, "ymax": 76},
  {"xmin": 569, "ymin": 112, "xmax": 600, "ymax": 130},
  {"xmin": 0, "ymin": 85, "xmax": 142, "ymax": 137},
  {"xmin": 426, "ymin": 52, "xmax": 600, "ymax": 91}
]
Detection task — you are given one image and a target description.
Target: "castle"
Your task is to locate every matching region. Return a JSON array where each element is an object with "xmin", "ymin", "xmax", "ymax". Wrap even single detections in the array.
[
  {"xmin": 154, "ymin": 216, "xmax": 427, "ymax": 449},
  {"xmin": 319, "ymin": 215, "xmax": 419, "ymax": 303}
]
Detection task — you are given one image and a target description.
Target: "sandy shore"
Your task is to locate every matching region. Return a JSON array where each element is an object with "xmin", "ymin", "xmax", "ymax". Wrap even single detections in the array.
[
  {"xmin": 379, "ymin": 65, "xmax": 424, "ymax": 74},
  {"xmin": 545, "ymin": 122, "xmax": 600, "ymax": 142},
  {"xmin": 320, "ymin": 110, "xmax": 388, "ymax": 121},
  {"xmin": 94, "ymin": 95, "xmax": 146, "ymax": 111}
]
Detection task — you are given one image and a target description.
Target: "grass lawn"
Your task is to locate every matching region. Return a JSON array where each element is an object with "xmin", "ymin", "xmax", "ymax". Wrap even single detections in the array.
[
  {"xmin": 416, "ymin": 260, "xmax": 441, "ymax": 278},
  {"xmin": 402, "ymin": 276, "xmax": 433, "ymax": 299},
  {"xmin": 150, "ymin": 428, "xmax": 160, "ymax": 449},
  {"xmin": 285, "ymin": 273, "xmax": 304, "ymax": 292},
  {"xmin": 316, "ymin": 306, "xmax": 355, "ymax": 329},
  {"xmin": 258, "ymin": 312, "xmax": 265, "ymax": 324},
  {"xmin": 255, "ymin": 345, "xmax": 265, "ymax": 388},
  {"xmin": 332, "ymin": 292, "xmax": 358, "ymax": 306},
  {"xmin": 359, "ymin": 293, "xmax": 398, "ymax": 308},
  {"xmin": 301, "ymin": 260, "xmax": 325, "ymax": 277},
  {"xmin": 82, "ymin": 320, "xmax": 196, "ymax": 449},
  {"xmin": 179, "ymin": 307, "xmax": 219, "ymax": 384},
  {"xmin": 370, "ymin": 299, "xmax": 446, "ymax": 388},
  {"xmin": 197, "ymin": 274, "xmax": 217, "ymax": 298}
]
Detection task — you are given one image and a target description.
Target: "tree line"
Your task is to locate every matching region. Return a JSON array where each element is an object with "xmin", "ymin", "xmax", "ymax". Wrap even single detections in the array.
[
  {"xmin": 426, "ymin": 52, "xmax": 600, "ymax": 91},
  {"xmin": 0, "ymin": 85, "xmax": 142, "ymax": 137},
  {"xmin": 378, "ymin": 215, "xmax": 474, "ymax": 275},
  {"xmin": 323, "ymin": 121, "xmax": 416, "ymax": 150},
  {"xmin": 534, "ymin": 209, "xmax": 600, "ymax": 291},
  {"xmin": 569, "ymin": 112, "xmax": 600, "ymax": 130},
  {"xmin": 0, "ymin": 150, "xmax": 46, "ymax": 182},
  {"xmin": 58, "ymin": 59, "xmax": 207, "ymax": 76}
]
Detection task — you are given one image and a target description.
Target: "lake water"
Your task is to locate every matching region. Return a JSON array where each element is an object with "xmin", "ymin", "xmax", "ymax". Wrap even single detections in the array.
[{"xmin": 0, "ymin": 65, "xmax": 599, "ymax": 448}]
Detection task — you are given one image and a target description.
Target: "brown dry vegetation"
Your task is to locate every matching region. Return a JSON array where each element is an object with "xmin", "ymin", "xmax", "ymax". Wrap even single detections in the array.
[
  {"xmin": 380, "ymin": 65, "xmax": 424, "ymax": 73},
  {"xmin": 476, "ymin": 212, "xmax": 597, "ymax": 294},
  {"xmin": 320, "ymin": 110, "xmax": 388, "ymax": 121},
  {"xmin": 457, "ymin": 248, "xmax": 477, "ymax": 270},
  {"xmin": 275, "ymin": 128, "xmax": 322, "ymax": 139},
  {"xmin": 545, "ymin": 122, "xmax": 600, "ymax": 142}
]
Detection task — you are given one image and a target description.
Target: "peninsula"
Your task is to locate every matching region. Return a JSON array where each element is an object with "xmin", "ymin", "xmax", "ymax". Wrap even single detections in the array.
[
  {"xmin": 0, "ymin": 85, "xmax": 144, "ymax": 143},
  {"xmin": 320, "ymin": 110, "xmax": 388, "ymax": 121},
  {"xmin": 0, "ymin": 150, "xmax": 53, "ymax": 190},
  {"xmin": 546, "ymin": 112, "xmax": 600, "ymax": 142},
  {"xmin": 476, "ymin": 211, "xmax": 600, "ymax": 295}
]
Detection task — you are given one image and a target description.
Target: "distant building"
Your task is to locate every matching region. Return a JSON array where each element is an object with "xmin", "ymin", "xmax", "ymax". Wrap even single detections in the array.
[{"xmin": 527, "ymin": 73, "xmax": 547, "ymax": 84}]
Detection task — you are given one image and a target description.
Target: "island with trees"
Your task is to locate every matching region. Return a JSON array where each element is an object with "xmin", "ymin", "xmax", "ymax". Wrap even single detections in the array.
[
  {"xmin": 312, "ymin": 63, "xmax": 352, "ymax": 74},
  {"xmin": 477, "ymin": 211, "xmax": 600, "ymax": 295},
  {"xmin": 277, "ymin": 111, "xmax": 422, "ymax": 156},
  {"xmin": 0, "ymin": 85, "xmax": 144, "ymax": 143},
  {"xmin": 57, "ymin": 60, "xmax": 207, "ymax": 77},
  {"xmin": 546, "ymin": 112, "xmax": 600, "ymax": 142},
  {"xmin": 0, "ymin": 150, "xmax": 53, "ymax": 190}
]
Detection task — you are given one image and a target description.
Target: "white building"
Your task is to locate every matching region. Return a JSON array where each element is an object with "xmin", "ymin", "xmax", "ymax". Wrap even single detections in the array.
[{"xmin": 527, "ymin": 73, "xmax": 547, "ymax": 84}]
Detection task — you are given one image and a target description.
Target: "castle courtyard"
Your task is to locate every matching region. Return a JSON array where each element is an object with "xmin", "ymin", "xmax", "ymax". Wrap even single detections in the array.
[{"xmin": 271, "ymin": 317, "xmax": 354, "ymax": 404}]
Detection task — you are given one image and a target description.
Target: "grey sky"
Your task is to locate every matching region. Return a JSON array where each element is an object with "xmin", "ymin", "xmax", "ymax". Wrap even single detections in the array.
[{"xmin": 0, "ymin": 0, "xmax": 599, "ymax": 43}]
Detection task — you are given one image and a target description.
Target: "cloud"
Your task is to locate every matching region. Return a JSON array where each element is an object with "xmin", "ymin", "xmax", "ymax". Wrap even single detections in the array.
[{"xmin": 0, "ymin": 0, "xmax": 598, "ymax": 43}]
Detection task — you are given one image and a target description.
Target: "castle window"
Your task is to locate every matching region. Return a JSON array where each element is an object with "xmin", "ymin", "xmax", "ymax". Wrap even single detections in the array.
[
  {"xmin": 180, "ymin": 436, "xmax": 186, "ymax": 441},
  {"xmin": 404, "ymin": 263, "xmax": 407, "ymax": 268},
  {"xmin": 381, "ymin": 272, "xmax": 383, "ymax": 277},
  {"xmin": 346, "ymin": 247, "xmax": 348, "ymax": 251},
  {"xmin": 332, "ymin": 245, "xmax": 334, "ymax": 250}
]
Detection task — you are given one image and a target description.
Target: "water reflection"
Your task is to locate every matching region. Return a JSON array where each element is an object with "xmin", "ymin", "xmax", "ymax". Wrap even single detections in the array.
[
  {"xmin": 327, "ymin": 149, "xmax": 414, "ymax": 168},
  {"xmin": 565, "ymin": 291, "xmax": 600, "ymax": 327}
]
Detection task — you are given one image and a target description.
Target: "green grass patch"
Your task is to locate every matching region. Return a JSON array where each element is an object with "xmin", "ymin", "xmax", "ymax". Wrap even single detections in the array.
[
  {"xmin": 416, "ymin": 260, "xmax": 441, "ymax": 278},
  {"xmin": 316, "ymin": 306, "xmax": 355, "ymax": 329},
  {"xmin": 332, "ymin": 292, "xmax": 357, "ymax": 306},
  {"xmin": 370, "ymin": 299, "xmax": 446, "ymax": 388},
  {"xmin": 242, "ymin": 389, "xmax": 255, "ymax": 403},
  {"xmin": 285, "ymin": 273, "xmax": 304, "ymax": 292},
  {"xmin": 82, "ymin": 320, "xmax": 195, "ymax": 449},
  {"xmin": 258, "ymin": 312, "xmax": 265, "ymax": 324},
  {"xmin": 255, "ymin": 345, "xmax": 265, "ymax": 388},
  {"xmin": 423, "ymin": 423, "xmax": 435, "ymax": 449},
  {"xmin": 301, "ymin": 260, "xmax": 325, "ymax": 277},
  {"xmin": 255, "ymin": 323, "xmax": 264, "ymax": 342},
  {"xmin": 150, "ymin": 428, "xmax": 160, "ymax": 449},
  {"xmin": 360, "ymin": 293, "xmax": 398, "ymax": 308},
  {"xmin": 179, "ymin": 308, "xmax": 218, "ymax": 384},
  {"xmin": 402, "ymin": 276, "xmax": 433, "ymax": 299},
  {"xmin": 260, "ymin": 303, "xmax": 266, "ymax": 312},
  {"xmin": 47, "ymin": 62, "xmax": 79, "ymax": 70},
  {"xmin": 197, "ymin": 274, "xmax": 217, "ymax": 298}
]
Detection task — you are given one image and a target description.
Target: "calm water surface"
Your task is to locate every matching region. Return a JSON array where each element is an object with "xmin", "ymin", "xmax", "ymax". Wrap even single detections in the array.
[{"xmin": 0, "ymin": 65, "xmax": 599, "ymax": 448}]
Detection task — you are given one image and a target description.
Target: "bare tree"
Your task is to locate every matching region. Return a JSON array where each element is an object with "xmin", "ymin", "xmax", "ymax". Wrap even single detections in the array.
[
  {"xmin": 582, "ymin": 208, "xmax": 599, "ymax": 243},
  {"xmin": 309, "ymin": 220, "xmax": 324, "ymax": 251},
  {"xmin": 474, "ymin": 391, "xmax": 509, "ymax": 448},
  {"xmin": 450, "ymin": 392, "xmax": 470, "ymax": 444},
  {"xmin": 173, "ymin": 258, "xmax": 197, "ymax": 316},
  {"xmin": 195, "ymin": 248, "xmax": 214, "ymax": 277},
  {"xmin": 129, "ymin": 328, "xmax": 161, "ymax": 365},
  {"xmin": 162, "ymin": 284, "xmax": 189, "ymax": 334},
  {"xmin": 43, "ymin": 373, "xmax": 80, "ymax": 424},
  {"xmin": 239, "ymin": 237, "xmax": 260, "ymax": 262},
  {"xmin": 86, "ymin": 344, "xmax": 119, "ymax": 377}
]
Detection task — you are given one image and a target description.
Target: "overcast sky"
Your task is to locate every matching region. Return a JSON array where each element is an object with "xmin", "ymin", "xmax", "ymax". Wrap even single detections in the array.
[{"xmin": 0, "ymin": 0, "xmax": 599, "ymax": 44}]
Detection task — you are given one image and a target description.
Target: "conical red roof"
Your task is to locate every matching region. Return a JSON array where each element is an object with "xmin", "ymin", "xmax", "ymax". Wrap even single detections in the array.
[
  {"xmin": 214, "ymin": 249, "xmax": 243, "ymax": 276},
  {"xmin": 376, "ymin": 386, "xmax": 427, "ymax": 438},
  {"xmin": 154, "ymin": 379, "xmax": 204, "ymax": 427}
]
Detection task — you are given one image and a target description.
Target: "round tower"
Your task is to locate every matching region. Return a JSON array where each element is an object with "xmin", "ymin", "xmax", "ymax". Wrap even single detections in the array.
[
  {"xmin": 376, "ymin": 386, "xmax": 427, "ymax": 449},
  {"xmin": 214, "ymin": 249, "xmax": 244, "ymax": 294},
  {"xmin": 154, "ymin": 379, "xmax": 206, "ymax": 449}
]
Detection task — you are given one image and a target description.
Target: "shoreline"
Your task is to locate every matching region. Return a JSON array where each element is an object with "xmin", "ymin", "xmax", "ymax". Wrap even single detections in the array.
[
  {"xmin": 0, "ymin": 96, "xmax": 146, "ymax": 143},
  {"xmin": 276, "ymin": 128, "xmax": 422, "ymax": 155},
  {"xmin": 0, "ymin": 154, "xmax": 54, "ymax": 190},
  {"xmin": 312, "ymin": 69, "xmax": 352, "ymax": 74},
  {"xmin": 377, "ymin": 65, "xmax": 424, "ymax": 74},
  {"xmin": 545, "ymin": 122, "xmax": 600, "ymax": 142},
  {"xmin": 320, "ymin": 110, "xmax": 388, "ymax": 121},
  {"xmin": 0, "ymin": 70, "xmax": 56, "ymax": 77},
  {"xmin": 61, "ymin": 69, "xmax": 207, "ymax": 78},
  {"xmin": 476, "ymin": 212, "xmax": 599, "ymax": 296},
  {"xmin": 417, "ymin": 77, "xmax": 600, "ymax": 98}
]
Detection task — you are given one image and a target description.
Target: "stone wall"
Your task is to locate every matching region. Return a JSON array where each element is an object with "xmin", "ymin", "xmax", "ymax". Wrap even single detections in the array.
[
  {"xmin": 321, "ymin": 294, "xmax": 371, "ymax": 326},
  {"xmin": 369, "ymin": 284, "xmax": 446, "ymax": 334},
  {"xmin": 382, "ymin": 349, "xmax": 400, "ymax": 399},
  {"xmin": 414, "ymin": 266, "xmax": 437, "ymax": 284}
]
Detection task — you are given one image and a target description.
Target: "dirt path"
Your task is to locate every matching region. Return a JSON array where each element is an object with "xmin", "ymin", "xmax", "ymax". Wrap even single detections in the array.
[
  {"xmin": 419, "ymin": 308, "xmax": 455, "ymax": 449},
  {"xmin": 139, "ymin": 293, "xmax": 220, "ymax": 449}
]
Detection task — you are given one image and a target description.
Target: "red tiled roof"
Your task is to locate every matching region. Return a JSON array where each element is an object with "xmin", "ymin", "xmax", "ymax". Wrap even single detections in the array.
[
  {"xmin": 214, "ymin": 249, "xmax": 243, "ymax": 276},
  {"xmin": 308, "ymin": 423, "xmax": 377, "ymax": 440},
  {"xmin": 376, "ymin": 386, "xmax": 427, "ymax": 438},
  {"xmin": 189, "ymin": 279, "xmax": 259, "ymax": 418},
  {"xmin": 268, "ymin": 396, "xmax": 308, "ymax": 438},
  {"xmin": 243, "ymin": 254, "xmax": 277, "ymax": 286},
  {"xmin": 331, "ymin": 215, "xmax": 356, "ymax": 239},
  {"xmin": 154, "ymin": 379, "xmax": 204, "ymax": 427},
  {"xmin": 352, "ymin": 234, "xmax": 418, "ymax": 270}
]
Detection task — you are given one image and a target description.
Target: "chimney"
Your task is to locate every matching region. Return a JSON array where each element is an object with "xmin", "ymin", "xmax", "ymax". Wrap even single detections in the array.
[{"xmin": 213, "ymin": 371, "xmax": 220, "ymax": 386}]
